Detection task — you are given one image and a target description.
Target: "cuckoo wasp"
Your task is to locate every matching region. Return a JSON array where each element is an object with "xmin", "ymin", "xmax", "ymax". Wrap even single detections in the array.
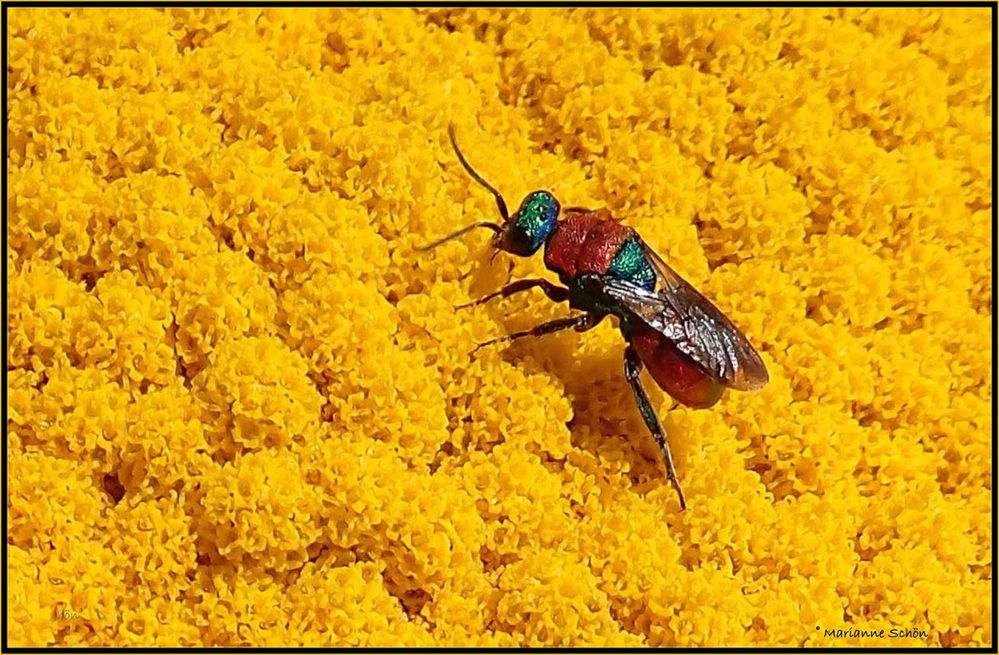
[{"xmin": 419, "ymin": 126, "xmax": 769, "ymax": 510}]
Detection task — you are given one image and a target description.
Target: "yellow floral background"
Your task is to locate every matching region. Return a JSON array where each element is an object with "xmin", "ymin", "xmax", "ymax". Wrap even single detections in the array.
[{"xmin": 6, "ymin": 7, "xmax": 993, "ymax": 648}]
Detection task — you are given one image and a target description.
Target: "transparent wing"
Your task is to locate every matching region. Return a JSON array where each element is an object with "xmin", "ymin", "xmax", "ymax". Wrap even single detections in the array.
[{"xmin": 583, "ymin": 238, "xmax": 769, "ymax": 391}]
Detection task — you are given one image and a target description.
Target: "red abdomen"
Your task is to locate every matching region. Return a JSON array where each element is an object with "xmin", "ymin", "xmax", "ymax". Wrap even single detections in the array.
[
  {"xmin": 544, "ymin": 211, "xmax": 633, "ymax": 281},
  {"xmin": 630, "ymin": 324, "xmax": 723, "ymax": 409}
]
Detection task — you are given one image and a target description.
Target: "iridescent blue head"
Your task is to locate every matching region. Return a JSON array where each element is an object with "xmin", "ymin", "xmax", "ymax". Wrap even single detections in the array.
[
  {"xmin": 416, "ymin": 125, "xmax": 561, "ymax": 258},
  {"xmin": 500, "ymin": 190, "xmax": 560, "ymax": 255}
]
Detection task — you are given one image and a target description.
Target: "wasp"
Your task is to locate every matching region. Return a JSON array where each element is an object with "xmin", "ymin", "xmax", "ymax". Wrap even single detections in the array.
[{"xmin": 419, "ymin": 126, "xmax": 769, "ymax": 509}]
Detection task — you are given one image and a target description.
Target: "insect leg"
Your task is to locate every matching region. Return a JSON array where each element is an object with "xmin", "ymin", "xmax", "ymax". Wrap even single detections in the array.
[
  {"xmin": 624, "ymin": 345, "xmax": 687, "ymax": 510},
  {"xmin": 473, "ymin": 313, "xmax": 601, "ymax": 353},
  {"xmin": 457, "ymin": 279, "xmax": 569, "ymax": 309}
]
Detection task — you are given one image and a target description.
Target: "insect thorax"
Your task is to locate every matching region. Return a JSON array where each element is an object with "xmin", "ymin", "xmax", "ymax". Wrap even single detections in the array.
[
  {"xmin": 607, "ymin": 237, "xmax": 656, "ymax": 291},
  {"xmin": 544, "ymin": 213, "xmax": 657, "ymax": 291}
]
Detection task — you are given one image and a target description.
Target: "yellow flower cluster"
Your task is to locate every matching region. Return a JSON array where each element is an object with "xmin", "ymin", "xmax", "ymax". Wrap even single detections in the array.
[{"xmin": 6, "ymin": 7, "xmax": 991, "ymax": 647}]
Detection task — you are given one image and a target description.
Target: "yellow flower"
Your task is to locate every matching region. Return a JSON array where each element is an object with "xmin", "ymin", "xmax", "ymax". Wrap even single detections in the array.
[{"xmin": 7, "ymin": 6, "xmax": 991, "ymax": 648}]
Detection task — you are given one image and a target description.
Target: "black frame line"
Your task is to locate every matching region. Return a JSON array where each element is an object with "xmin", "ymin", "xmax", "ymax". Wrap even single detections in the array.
[
  {"xmin": 1, "ymin": 1, "xmax": 998, "ymax": 7},
  {"xmin": 2, "ymin": 1, "xmax": 996, "ymax": 653}
]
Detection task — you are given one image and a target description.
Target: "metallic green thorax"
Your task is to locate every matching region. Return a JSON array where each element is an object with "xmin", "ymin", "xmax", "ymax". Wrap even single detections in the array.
[
  {"xmin": 567, "ymin": 237, "xmax": 657, "ymax": 333},
  {"xmin": 608, "ymin": 237, "xmax": 656, "ymax": 291}
]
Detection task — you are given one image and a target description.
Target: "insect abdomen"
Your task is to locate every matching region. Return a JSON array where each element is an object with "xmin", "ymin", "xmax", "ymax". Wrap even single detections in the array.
[{"xmin": 630, "ymin": 324, "xmax": 723, "ymax": 408}]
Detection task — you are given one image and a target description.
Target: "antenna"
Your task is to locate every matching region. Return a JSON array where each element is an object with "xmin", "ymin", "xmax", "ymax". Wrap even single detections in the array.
[
  {"xmin": 414, "ymin": 221, "xmax": 503, "ymax": 252},
  {"xmin": 448, "ymin": 124, "xmax": 509, "ymax": 222}
]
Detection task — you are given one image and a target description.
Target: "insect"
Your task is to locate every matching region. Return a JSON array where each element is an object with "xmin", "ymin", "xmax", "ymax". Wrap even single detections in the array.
[{"xmin": 419, "ymin": 125, "xmax": 769, "ymax": 510}]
